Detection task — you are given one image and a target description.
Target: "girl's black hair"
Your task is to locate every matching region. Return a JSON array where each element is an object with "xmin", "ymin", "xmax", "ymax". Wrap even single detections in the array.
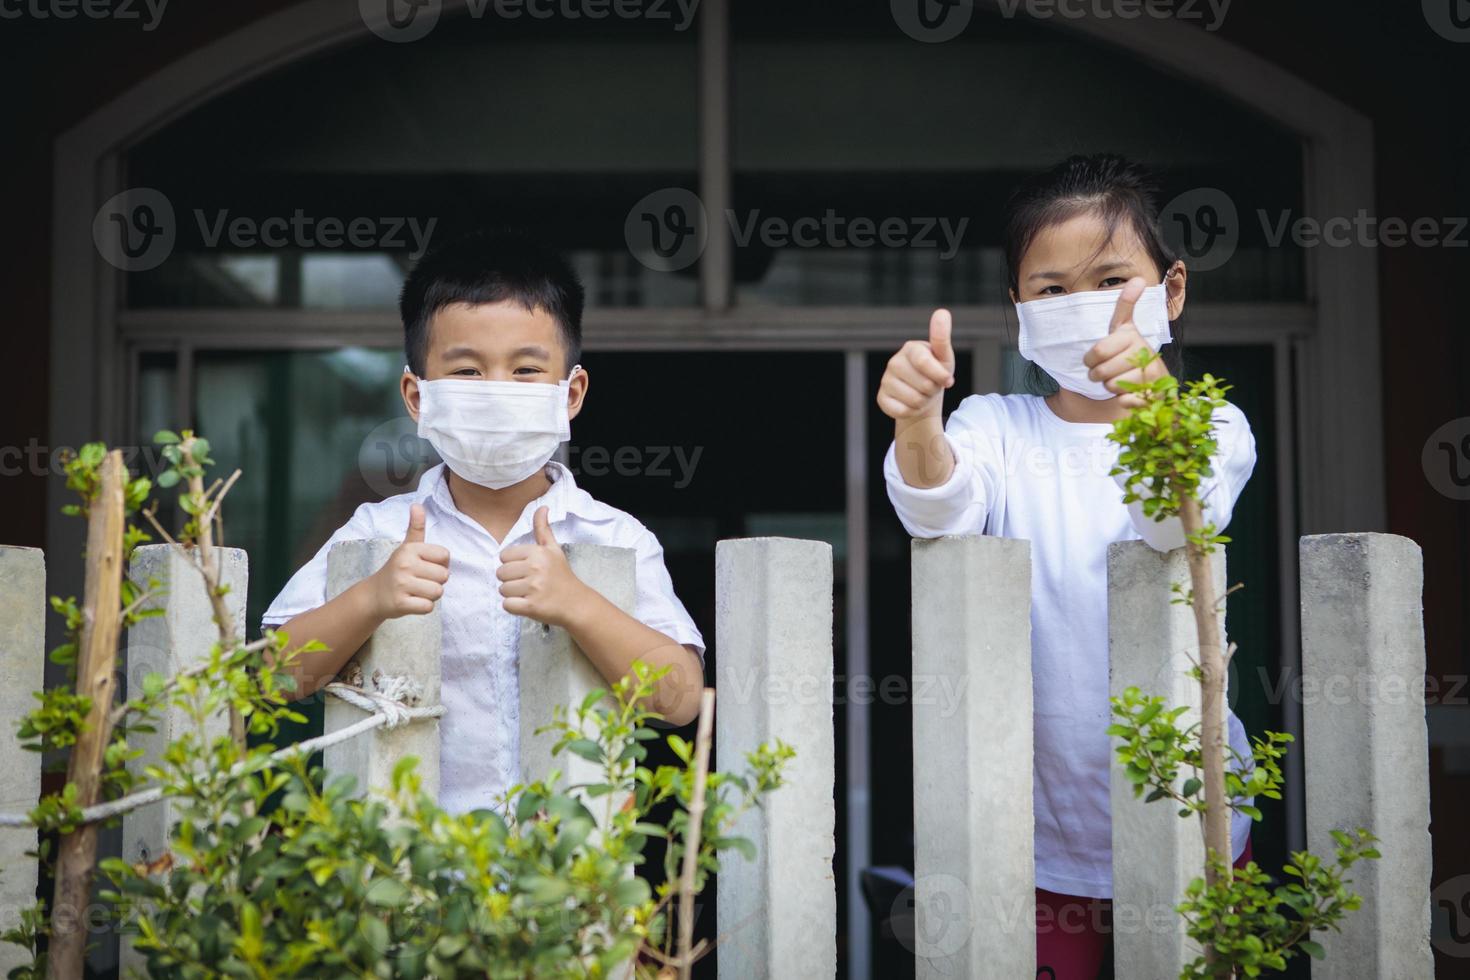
[{"xmin": 1001, "ymin": 154, "xmax": 1184, "ymax": 394}]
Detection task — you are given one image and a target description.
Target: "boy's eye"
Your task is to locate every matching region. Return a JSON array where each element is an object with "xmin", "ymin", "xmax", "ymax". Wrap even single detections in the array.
[
  {"xmin": 450, "ymin": 368, "xmax": 480, "ymax": 377},
  {"xmin": 513, "ymin": 366, "xmax": 545, "ymax": 376}
]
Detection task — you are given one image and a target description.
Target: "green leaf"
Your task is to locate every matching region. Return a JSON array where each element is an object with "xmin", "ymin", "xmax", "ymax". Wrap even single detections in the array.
[
  {"xmin": 359, "ymin": 914, "xmax": 389, "ymax": 953},
  {"xmin": 365, "ymin": 876, "xmax": 411, "ymax": 908},
  {"xmin": 564, "ymin": 738, "xmax": 603, "ymax": 763},
  {"xmin": 392, "ymin": 754, "xmax": 420, "ymax": 787},
  {"xmin": 518, "ymin": 874, "xmax": 572, "ymax": 904},
  {"xmin": 612, "ymin": 876, "xmax": 651, "ymax": 908},
  {"xmin": 722, "ymin": 836, "xmax": 757, "ymax": 862},
  {"xmin": 434, "ymin": 934, "xmax": 468, "ymax": 958}
]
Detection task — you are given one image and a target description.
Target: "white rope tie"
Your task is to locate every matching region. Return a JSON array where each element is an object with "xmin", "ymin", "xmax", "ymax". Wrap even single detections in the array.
[
  {"xmin": 0, "ymin": 669, "xmax": 442, "ymax": 828},
  {"xmin": 324, "ymin": 669, "xmax": 427, "ymax": 730}
]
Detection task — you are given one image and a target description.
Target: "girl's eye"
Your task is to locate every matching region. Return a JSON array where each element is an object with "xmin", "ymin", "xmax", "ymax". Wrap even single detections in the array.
[
  {"xmin": 1100, "ymin": 276, "xmax": 1127, "ymax": 288},
  {"xmin": 1037, "ymin": 285, "xmax": 1064, "ymax": 296}
]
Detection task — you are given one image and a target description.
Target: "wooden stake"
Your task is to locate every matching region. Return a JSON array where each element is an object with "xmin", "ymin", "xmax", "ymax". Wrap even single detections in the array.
[
  {"xmin": 676, "ymin": 688, "xmax": 716, "ymax": 980},
  {"xmin": 1180, "ymin": 496, "xmax": 1232, "ymax": 887},
  {"xmin": 180, "ymin": 438, "xmax": 245, "ymax": 752},
  {"xmin": 47, "ymin": 451, "xmax": 127, "ymax": 980}
]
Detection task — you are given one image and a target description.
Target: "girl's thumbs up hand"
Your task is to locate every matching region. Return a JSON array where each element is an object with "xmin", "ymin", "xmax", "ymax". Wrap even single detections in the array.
[
  {"xmin": 1083, "ymin": 278, "xmax": 1169, "ymax": 408},
  {"xmin": 370, "ymin": 503, "xmax": 451, "ymax": 619},
  {"xmin": 877, "ymin": 309, "xmax": 957, "ymax": 421}
]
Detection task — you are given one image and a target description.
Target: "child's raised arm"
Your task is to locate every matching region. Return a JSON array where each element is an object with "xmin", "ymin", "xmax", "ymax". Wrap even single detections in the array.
[
  {"xmin": 878, "ymin": 309, "xmax": 957, "ymax": 489},
  {"xmin": 496, "ymin": 507, "xmax": 703, "ymax": 726},
  {"xmin": 270, "ymin": 504, "xmax": 450, "ymax": 699}
]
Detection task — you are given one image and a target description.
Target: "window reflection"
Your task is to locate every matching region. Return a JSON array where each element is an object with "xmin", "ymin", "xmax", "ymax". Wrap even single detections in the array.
[
  {"xmin": 126, "ymin": 14, "xmax": 698, "ymax": 311},
  {"xmin": 729, "ymin": 3, "xmax": 1305, "ymax": 305},
  {"xmin": 192, "ymin": 348, "xmax": 416, "ymax": 631}
]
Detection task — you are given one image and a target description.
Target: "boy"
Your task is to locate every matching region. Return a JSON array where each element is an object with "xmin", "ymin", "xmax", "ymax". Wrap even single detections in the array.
[{"xmin": 261, "ymin": 230, "xmax": 705, "ymax": 814}]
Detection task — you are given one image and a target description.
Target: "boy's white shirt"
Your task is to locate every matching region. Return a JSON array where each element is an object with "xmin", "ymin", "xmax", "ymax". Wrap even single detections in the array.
[
  {"xmin": 261, "ymin": 461, "xmax": 704, "ymax": 815},
  {"xmin": 884, "ymin": 392, "xmax": 1257, "ymax": 899}
]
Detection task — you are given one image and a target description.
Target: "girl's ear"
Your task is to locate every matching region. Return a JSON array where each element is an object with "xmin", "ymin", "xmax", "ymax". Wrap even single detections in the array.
[
  {"xmin": 1008, "ymin": 287, "xmax": 1019, "ymax": 305},
  {"xmin": 1164, "ymin": 261, "xmax": 1188, "ymax": 320},
  {"xmin": 401, "ymin": 369, "xmax": 422, "ymax": 422}
]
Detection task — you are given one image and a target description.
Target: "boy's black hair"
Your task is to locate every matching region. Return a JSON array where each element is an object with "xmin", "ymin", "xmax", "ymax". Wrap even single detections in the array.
[
  {"xmin": 1001, "ymin": 154, "xmax": 1185, "ymax": 392},
  {"xmin": 399, "ymin": 229, "xmax": 585, "ymax": 376}
]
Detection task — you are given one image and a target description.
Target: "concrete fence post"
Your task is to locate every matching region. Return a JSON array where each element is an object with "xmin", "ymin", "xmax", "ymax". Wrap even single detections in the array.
[
  {"xmin": 1106, "ymin": 541, "xmax": 1226, "ymax": 978},
  {"xmin": 120, "ymin": 544, "xmax": 247, "ymax": 975},
  {"xmin": 1300, "ymin": 533, "xmax": 1431, "ymax": 978},
  {"xmin": 715, "ymin": 537, "xmax": 836, "ymax": 980},
  {"xmin": 0, "ymin": 547, "xmax": 45, "ymax": 978},
  {"xmin": 518, "ymin": 545, "xmax": 636, "ymax": 798},
  {"xmin": 324, "ymin": 539, "xmax": 443, "ymax": 800},
  {"xmin": 910, "ymin": 535, "xmax": 1034, "ymax": 979}
]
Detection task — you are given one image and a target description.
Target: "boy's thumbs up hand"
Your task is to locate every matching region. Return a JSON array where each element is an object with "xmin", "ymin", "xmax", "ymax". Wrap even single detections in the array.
[
  {"xmin": 370, "ymin": 503, "xmax": 451, "ymax": 619},
  {"xmin": 404, "ymin": 503, "xmax": 427, "ymax": 544},
  {"xmin": 498, "ymin": 505, "xmax": 587, "ymax": 628},
  {"xmin": 877, "ymin": 309, "xmax": 957, "ymax": 422},
  {"xmin": 533, "ymin": 505, "xmax": 558, "ymax": 547}
]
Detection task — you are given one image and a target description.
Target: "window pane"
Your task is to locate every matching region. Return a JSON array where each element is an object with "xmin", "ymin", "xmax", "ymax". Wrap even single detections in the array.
[
  {"xmin": 191, "ymin": 348, "xmax": 414, "ymax": 632},
  {"xmin": 126, "ymin": 13, "xmax": 699, "ymax": 310},
  {"xmin": 135, "ymin": 350, "xmax": 177, "ymax": 441},
  {"xmin": 731, "ymin": 1, "xmax": 1305, "ymax": 306}
]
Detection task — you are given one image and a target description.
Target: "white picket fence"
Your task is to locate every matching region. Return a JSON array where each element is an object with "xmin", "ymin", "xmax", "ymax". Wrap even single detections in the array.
[{"xmin": 0, "ymin": 532, "xmax": 1432, "ymax": 978}]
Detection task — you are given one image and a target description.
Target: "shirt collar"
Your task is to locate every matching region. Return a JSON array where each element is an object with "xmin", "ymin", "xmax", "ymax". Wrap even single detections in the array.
[{"xmin": 412, "ymin": 461, "xmax": 614, "ymax": 542}]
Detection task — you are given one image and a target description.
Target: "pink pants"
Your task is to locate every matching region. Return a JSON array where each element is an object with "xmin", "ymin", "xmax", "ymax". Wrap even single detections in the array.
[{"xmin": 1034, "ymin": 837, "xmax": 1253, "ymax": 979}]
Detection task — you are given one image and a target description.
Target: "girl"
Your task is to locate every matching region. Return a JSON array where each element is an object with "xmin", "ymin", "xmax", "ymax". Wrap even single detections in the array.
[{"xmin": 879, "ymin": 154, "xmax": 1256, "ymax": 979}]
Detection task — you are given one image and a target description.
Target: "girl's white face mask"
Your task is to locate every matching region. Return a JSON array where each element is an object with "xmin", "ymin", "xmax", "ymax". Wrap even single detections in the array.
[
  {"xmin": 1016, "ymin": 283, "xmax": 1173, "ymax": 400},
  {"xmin": 410, "ymin": 365, "xmax": 581, "ymax": 489}
]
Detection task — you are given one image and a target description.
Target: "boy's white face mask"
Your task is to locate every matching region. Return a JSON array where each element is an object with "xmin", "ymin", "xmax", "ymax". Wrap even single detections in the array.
[
  {"xmin": 1016, "ymin": 283, "xmax": 1173, "ymax": 400},
  {"xmin": 410, "ymin": 365, "xmax": 581, "ymax": 489}
]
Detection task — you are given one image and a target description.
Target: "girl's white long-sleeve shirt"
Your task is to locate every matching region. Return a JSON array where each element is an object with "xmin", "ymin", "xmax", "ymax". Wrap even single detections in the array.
[{"xmin": 884, "ymin": 391, "xmax": 1256, "ymax": 899}]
